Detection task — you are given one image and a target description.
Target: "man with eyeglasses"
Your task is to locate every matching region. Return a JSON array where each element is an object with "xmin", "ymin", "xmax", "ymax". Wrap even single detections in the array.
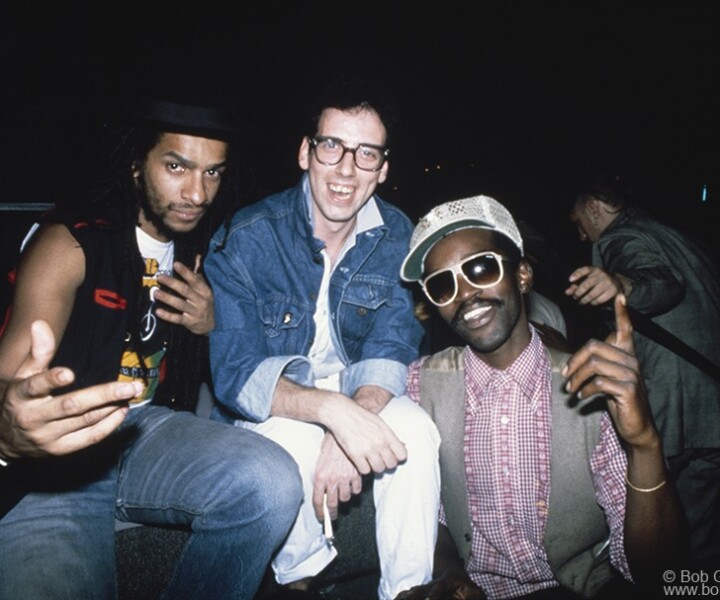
[
  {"xmin": 205, "ymin": 79, "xmax": 440, "ymax": 599},
  {"xmin": 396, "ymin": 196, "xmax": 686, "ymax": 599}
]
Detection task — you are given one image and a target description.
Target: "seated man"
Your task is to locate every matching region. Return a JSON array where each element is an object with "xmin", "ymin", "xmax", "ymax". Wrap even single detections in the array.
[
  {"xmin": 397, "ymin": 196, "xmax": 686, "ymax": 599},
  {"xmin": 0, "ymin": 98, "xmax": 302, "ymax": 599},
  {"xmin": 206, "ymin": 79, "xmax": 440, "ymax": 600}
]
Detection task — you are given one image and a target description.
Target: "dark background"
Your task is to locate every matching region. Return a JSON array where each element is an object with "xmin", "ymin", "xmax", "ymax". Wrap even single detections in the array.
[{"xmin": 3, "ymin": 3, "xmax": 719, "ymax": 336}]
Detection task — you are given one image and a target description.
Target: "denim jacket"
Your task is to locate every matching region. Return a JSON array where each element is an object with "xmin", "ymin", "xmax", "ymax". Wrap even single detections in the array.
[{"xmin": 205, "ymin": 178, "xmax": 423, "ymax": 422}]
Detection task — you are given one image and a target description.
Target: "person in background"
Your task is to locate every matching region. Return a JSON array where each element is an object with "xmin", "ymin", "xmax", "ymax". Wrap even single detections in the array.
[
  {"xmin": 206, "ymin": 78, "xmax": 440, "ymax": 600},
  {"xmin": 398, "ymin": 195, "xmax": 685, "ymax": 599},
  {"xmin": 0, "ymin": 98, "xmax": 302, "ymax": 599},
  {"xmin": 527, "ymin": 290, "xmax": 568, "ymax": 339},
  {"xmin": 567, "ymin": 174, "xmax": 720, "ymax": 567}
]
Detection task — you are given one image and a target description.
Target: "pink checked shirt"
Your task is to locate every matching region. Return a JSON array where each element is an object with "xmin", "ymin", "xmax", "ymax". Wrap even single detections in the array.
[{"xmin": 407, "ymin": 328, "xmax": 631, "ymax": 599}]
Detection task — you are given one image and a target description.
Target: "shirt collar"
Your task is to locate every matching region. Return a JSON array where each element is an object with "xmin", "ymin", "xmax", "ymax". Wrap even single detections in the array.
[
  {"xmin": 464, "ymin": 325, "xmax": 549, "ymax": 404},
  {"xmin": 302, "ymin": 173, "xmax": 384, "ymax": 240}
]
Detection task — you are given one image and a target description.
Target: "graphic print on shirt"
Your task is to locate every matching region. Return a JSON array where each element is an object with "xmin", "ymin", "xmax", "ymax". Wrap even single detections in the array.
[{"xmin": 119, "ymin": 229, "xmax": 173, "ymax": 407}]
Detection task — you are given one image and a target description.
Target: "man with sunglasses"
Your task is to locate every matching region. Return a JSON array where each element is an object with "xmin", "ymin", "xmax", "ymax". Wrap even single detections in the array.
[
  {"xmin": 397, "ymin": 196, "xmax": 685, "ymax": 599},
  {"xmin": 205, "ymin": 79, "xmax": 439, "ymax": 599}
]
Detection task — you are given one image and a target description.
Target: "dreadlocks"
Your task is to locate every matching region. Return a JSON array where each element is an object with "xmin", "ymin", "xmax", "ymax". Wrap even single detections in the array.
[{"xmin": 47, "ymin": 122, "xmax": 242, "ymax": 411}]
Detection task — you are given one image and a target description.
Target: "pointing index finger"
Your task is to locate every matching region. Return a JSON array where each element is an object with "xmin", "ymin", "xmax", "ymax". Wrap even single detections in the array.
[{"xmin": 610, "ymin": 294, "xmax": 634, "ymax": 352}]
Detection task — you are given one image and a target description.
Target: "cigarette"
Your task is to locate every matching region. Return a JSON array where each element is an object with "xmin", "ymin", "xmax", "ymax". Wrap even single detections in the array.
[{"xmin": 323, "ymin": 493, "xmax": 334, "ymax": 544}]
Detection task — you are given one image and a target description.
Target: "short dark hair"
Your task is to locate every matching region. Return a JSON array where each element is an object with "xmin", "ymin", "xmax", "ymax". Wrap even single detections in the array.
[
  {"xmin": 307, "ymin": 75, "xmax": 396, "ymax": 146},
  {"xmin": 576, "ymin": 173, "xmax": 631, "ymax": 211}
]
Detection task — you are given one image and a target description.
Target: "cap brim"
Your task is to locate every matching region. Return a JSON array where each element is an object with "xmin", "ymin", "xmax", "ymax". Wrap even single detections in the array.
[{"xmin": 400, "ymin": 219, "xmax": 494, "ymax": 282}]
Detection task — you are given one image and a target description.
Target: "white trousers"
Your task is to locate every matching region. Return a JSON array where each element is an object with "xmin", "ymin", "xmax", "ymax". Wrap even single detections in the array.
[{"xmin": 242, "ymin": 395, "xmax": 441, "ymax": 600}]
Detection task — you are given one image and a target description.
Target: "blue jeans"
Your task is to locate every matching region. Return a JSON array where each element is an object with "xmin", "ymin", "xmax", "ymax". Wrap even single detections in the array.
[{"xmin": 0, "ymin": 406, "xmax": 302, "ymax": 600}]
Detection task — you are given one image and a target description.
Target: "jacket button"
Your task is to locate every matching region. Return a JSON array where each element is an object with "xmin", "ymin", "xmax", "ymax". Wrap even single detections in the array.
[{"xmin": 357, "ymin": 307, "xmax": 367, "ymax": 317}]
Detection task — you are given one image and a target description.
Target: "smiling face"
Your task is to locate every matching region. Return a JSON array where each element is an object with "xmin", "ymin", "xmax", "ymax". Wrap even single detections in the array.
[
  {"xmin": 134, "ymin": 132, "xmax": 228, "ymax": 242},
  {"xmin": 424, "ymin": 228, "xmax": 533, "ymax": 369},
  {"xmin": 298, "ymin": 107, "xmax": 389, "ymax": 241}
]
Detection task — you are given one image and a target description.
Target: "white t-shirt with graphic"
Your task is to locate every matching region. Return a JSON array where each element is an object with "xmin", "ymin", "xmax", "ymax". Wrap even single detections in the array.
[{"xmin": 119, "ymin": 227, "xmax": 174, "ymax": 408}]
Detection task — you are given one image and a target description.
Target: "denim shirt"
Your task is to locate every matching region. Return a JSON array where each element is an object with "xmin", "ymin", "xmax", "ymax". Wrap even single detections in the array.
[{"xmin": 205, "ymin": 178, "xmax": 424, "ymax": 422}]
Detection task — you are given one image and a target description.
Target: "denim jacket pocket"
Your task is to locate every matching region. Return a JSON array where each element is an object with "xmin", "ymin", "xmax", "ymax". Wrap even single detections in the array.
[
  {"xmin": 261, "ymin": 299, "xmax": 308, "ymax": 341},
  {"xmin": 340, "ymin": 275, "xmax": 393, "ymax": 341}
]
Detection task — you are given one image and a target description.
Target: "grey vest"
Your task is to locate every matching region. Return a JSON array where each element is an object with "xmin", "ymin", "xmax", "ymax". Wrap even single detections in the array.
[{"xmin": 418, "ymin": 346, "xmax": 615, "ymax": 597}]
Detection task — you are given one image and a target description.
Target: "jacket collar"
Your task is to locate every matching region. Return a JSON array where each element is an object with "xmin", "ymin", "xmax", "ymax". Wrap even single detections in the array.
[{"xmin": 294, "ymin": 174, "xmax": 387, "ymax": 254}]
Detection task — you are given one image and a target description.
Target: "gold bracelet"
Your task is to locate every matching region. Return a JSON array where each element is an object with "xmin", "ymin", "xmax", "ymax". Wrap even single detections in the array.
[{"xmin": 625, "ymin": 471, "xmax": 667, "ymax": 493}]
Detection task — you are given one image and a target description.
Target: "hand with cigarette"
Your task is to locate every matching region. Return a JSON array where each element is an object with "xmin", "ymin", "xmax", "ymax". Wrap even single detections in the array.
[
  {"xmin": 312, "ymin": 432, "xmax": 362, "ymax": 521},
  {"xmin": 311, "ymin": 393, "xmax": 407, "ymax": 527},
  {"xmin": 271, "ymin": 379, "xmax": 409, "ymax": 530},
  {"xmin": 155, "ymin": 255, "xmax": 215, "ymax": 335}
]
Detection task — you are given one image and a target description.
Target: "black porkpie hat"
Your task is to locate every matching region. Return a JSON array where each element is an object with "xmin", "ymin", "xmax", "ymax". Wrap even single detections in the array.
[{"xmin": 112, "ymin": 96, "xmax": 246, "ymax": 141}]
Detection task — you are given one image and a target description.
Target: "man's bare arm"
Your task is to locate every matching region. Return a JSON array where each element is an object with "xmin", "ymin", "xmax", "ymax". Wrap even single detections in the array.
[
  {"xmin": 0, "ymin": 226, "xmax": 134, "ymax": 458},
  {"xmin": 0, "ymin": 224, "xmax": 84, "ymax": 381}
]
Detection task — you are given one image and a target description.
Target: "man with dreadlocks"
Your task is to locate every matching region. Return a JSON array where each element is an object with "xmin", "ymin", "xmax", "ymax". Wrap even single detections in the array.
[{"xmin": 0, "ymin": 99, "xmax": 302, "ymax": 599}]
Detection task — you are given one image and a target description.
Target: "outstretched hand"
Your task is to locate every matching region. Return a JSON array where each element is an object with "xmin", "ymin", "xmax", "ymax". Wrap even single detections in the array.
[
  {"xmin": 562, "ymin": 295, "xmax": 656, "ymax": 448},
  {"xmin": 0, "ymin": 320, "xmax": 141, "ymax": 459},
  {"xmin": 155, "ymin": 255, "xmax": 215, "ymax": 335}
]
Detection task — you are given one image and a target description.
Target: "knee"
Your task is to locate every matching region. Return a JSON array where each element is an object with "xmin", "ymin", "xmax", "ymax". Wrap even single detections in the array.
[
  {"xmin": 241, "ymin": 436, "xmax": 303, "ymax": 511},
  {"xmin": 264, "ymin": 443, "xmax": 304, "ymax": 515},
  {"xmin": 249, "ymin": 442, "xmax": 303, "ymax": 536},
  {"xmin": 382, "ymin": 397, "xmax": 440, "ymax": 454},
  {"xmin": 205, "ymin": 428, "xmax": 303, "ymax": 518}
]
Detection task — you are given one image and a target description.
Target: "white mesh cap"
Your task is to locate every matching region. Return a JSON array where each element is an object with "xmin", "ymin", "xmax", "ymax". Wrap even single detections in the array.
[{"xmin": 400, "ymin": 195, "xmax": 524, "ymax": 282}]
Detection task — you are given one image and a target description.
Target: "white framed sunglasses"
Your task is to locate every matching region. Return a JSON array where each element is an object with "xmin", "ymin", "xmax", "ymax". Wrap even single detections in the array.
[{"xmin": 421, "ymin": 251, "xmax": 508, "ymax": 307}]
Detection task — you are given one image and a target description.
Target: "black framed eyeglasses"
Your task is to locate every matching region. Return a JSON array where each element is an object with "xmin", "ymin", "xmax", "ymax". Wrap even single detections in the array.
[
  {"xmin": 421, "ymin": 252, "xmax": 508, "ymax": 307},
  {"xmin": 309, "ymin": 136, "xmax": 389, "ymax": 172}
]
